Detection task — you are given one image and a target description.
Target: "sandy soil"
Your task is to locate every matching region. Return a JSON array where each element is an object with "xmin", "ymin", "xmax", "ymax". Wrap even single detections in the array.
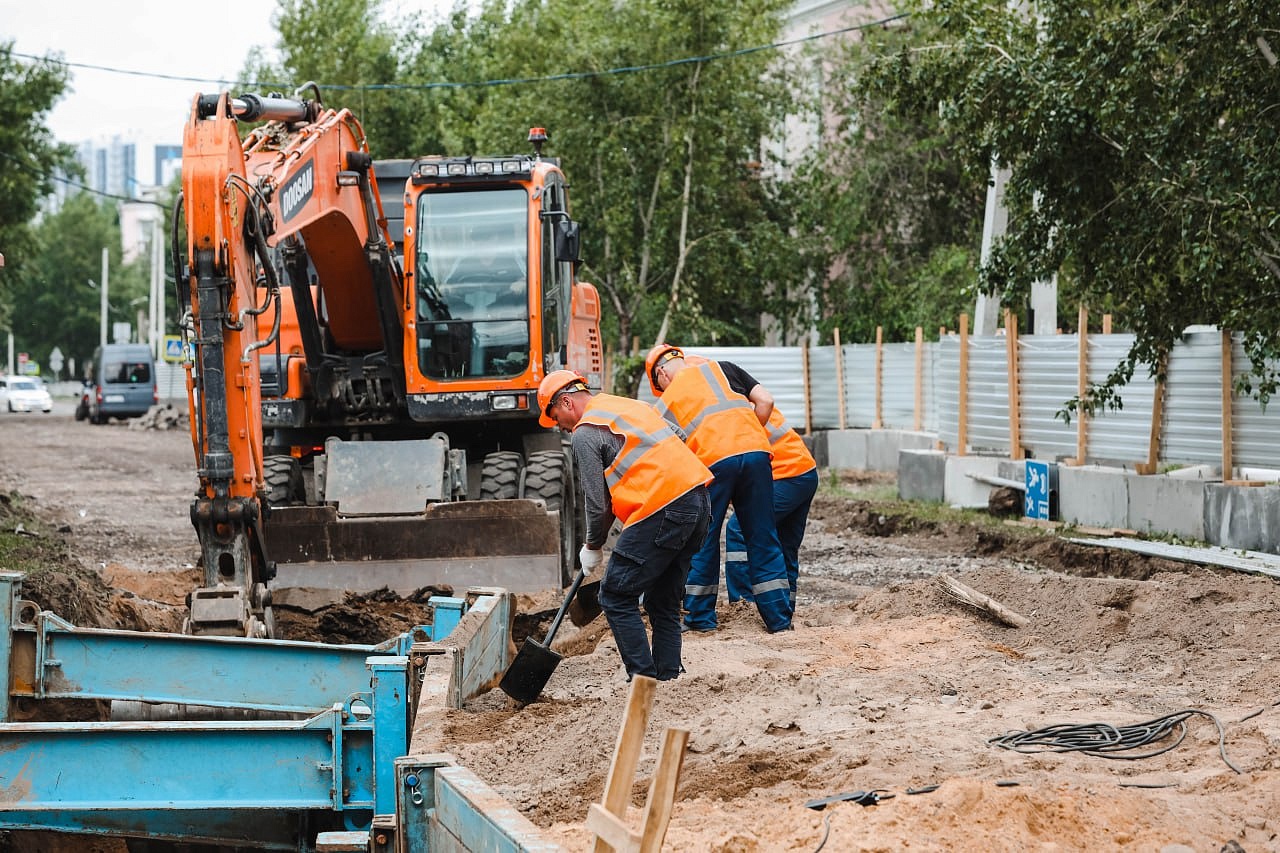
[{"xmin": 0, "ymin": 408, "xmax": 1277, "ymax": 852}]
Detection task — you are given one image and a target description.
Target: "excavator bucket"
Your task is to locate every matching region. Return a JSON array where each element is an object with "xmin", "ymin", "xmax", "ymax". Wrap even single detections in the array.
[
  {"xmin": 262, "ymin": 437, "xmax": 565, "ymax": 609},
  {"xmin": 265, "ymin": 500, "xmax": 562, "ymax": 607}
]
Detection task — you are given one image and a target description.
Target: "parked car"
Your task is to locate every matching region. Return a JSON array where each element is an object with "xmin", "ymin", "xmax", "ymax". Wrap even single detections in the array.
[
  {"xmin": 84, "ymin": 344, "xmax": 158, "ymax": 423},
  {"xmin": 0, "ymin": 376, "xmax": 54, "ymax": 413}
]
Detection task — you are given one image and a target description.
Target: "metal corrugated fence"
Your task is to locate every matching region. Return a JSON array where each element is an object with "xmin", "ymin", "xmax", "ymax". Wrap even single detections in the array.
[{"xmin": 624, "ymin": 328, "xmax": 1280, "ymax": 470}]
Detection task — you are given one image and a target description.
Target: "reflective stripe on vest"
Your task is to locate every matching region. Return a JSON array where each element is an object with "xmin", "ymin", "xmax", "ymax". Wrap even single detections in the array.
[
  {"xmin": 579, "ymin": 394, "xmax": 712, "ymax": 527},
  {"xmin": 653, "ymin": 361, "xmax": 769, "ymax": 467},
  {"xmin": 764, "ymin": 409, "xmax": 817, "ymax": 480}
]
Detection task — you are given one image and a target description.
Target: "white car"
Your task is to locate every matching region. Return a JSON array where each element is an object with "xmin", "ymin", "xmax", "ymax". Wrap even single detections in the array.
[{"xmin": 0, "ymin": 376, "xmax": 54, "ymax": 413}]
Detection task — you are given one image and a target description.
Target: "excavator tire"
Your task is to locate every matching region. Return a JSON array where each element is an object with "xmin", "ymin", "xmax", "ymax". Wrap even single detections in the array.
[
  {"xmin": 480, "ymin": 451, "xmax": 522, "ymax": 500},
  {"xmin": 263, "ymin": 455, "xmax": 305, "ymax": 506},
  {"xmin": 522, "ymin": 449, "xmax": 578, "ymax": 586}
]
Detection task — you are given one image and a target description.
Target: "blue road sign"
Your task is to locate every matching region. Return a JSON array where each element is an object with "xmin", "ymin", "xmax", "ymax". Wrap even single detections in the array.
[
  {"xmin": 1024, "ymin": 460, "xmax": 1050, "ymax": 520},
  {"xmin": 163, "ymin": 336, "xmax": 184, "ymax": 363}
]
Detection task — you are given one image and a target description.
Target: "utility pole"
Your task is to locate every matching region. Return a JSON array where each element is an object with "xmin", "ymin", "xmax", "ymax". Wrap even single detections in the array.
[{"xmin": 99, "ymin": 247, "xmax": 109, "ymax": 350}]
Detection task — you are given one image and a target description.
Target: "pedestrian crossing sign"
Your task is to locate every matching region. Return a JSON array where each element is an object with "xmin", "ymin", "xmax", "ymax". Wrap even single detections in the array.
[{"xmin": 163, "ymin": 335, "xmax": 184, "ymax": 363}]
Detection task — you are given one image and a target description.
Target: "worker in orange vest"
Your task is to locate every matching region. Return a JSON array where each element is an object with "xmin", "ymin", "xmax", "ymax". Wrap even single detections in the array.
[
  {"xmin": 538, "ymin": 370, "xmax": 712, "ymax": 681},
  {"xmin": 724, "ymin": 404, "xmax": 818, "ymax": 614},
  {"xmin": 645, "ymin": 345, "xmax": 793, "ymax": 633}
]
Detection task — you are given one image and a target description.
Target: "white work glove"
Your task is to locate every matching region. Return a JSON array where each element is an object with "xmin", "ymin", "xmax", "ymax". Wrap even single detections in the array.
[{"xmin": 578, "ymin": 544, "xmax": 604, "ymax": 576}]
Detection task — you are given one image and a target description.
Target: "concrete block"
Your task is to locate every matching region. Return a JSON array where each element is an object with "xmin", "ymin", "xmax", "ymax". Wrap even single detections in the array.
[
  {"xmin": 899, "ymin": 449, "xmax": 945, "ymax": 502},
  {"xmin": 1058, "ymin": 465, "xmax": 1129, "ymax": 529},
  {"xmin": 1204, "ymin": 484, "xmax": 1280, "ymax": 553},
  {"xmin": 866, "ymin": 431, "xmax": 935, "ymax": 471},
  {"xmin": 1126, "ymin": 473, "xmax": 1206, "ymax": 539},
  {"xmin": 997, "ymin": 460, "xmax": 1026, "ymax": 483},
  {"xmin": 943, "ymin": 455, "xmax": 1006, "ymax": 508},
  {"xmin": 824, "ymin": 430, "xmax": 869, "ymax": 470},
  {"xmin": 807, "ymin": 432, "xmax": 828, "ymax": 469}
]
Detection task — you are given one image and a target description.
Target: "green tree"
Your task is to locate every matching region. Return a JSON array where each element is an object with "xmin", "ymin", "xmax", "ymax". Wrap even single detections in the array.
[
  {"xmin": 239, "ymin": 0, "xmax": 424, "ymax": 158},
  {"xmin": 406, "ymin": 0, "xmax": 808, "ymax": 370},
  {"xmin": 0, "ymin": 42, "xmax": 76, "ymax": 330},
  {"xmin": 9, "ymin": 193, "xmax": 148, "ymax": 380},
  {"xmin": 864, "ymin": 0, "xmax": 1280, "ymax": 411},
  {"xmin": 793, "ymin": 22, "xmax": 985, "ymax": 345}
]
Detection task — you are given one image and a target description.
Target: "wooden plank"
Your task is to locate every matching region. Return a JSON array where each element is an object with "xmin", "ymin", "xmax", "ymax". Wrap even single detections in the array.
[
  {"xmin": 1004, "ymin": 310, "xmax": 1023, "ymax": 460},
  {"xmin": 1102, "ymin": 314, "xmax": 1112, "ymax": 334},
  {"xmin": 593, "ymin": 676, "xmax": 657, "ymax": 853},
  {"xmin": 834, "ymin": 328, "xmax": 847, "ymax": 430},
  {"xmin": 957, "ymin": 313, "xmax": 969, "ymax": 456},
  {"xmin": 937, "ymin": 573, "xmax": 1029, "ymax": 628},
  {"xmin": 586, "ymin": 805, "xmax": 639, "ymax": 853},
  {"xmin": 638, "ymin": 728, "xmax": 689, "ymax": 853},
  {"xmin": 914, "ymin": 326, "xmax": 924, "ymax": 432},
  {"xmin": 873, "ymin": 326, "xmax": 884, "ymax": 429},
  {"xmin": 1222, "ymin": 328, "xmax": 1234, "ymax": 480},
  {"xmin": 1075, "ymin": 304, "xmax": 1088, "ymax": 466}
]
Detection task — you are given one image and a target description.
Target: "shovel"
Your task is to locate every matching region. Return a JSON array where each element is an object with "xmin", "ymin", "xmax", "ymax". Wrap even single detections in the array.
[
  {"xmin": 567, "ymin": 578, "xmax": 602, "ymax": 626},
  {"xmin": 499, "ymin": 569, "xmax": 588, "ymax": 703}
]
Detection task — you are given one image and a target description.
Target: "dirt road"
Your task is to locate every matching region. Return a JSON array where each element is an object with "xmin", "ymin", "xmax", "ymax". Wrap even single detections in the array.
[{"xmin": 1, "ymin": 408, "xmax": 1277, "ymax": 852}]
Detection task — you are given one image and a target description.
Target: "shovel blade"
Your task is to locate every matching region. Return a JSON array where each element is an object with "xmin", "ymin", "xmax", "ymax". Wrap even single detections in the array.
[
  {"xmin": 567, "ymin": 579, "xmax": 602, "ymax": 627},
  {"xmin": 499, "ymin": 638, "xmax": 563, "ymax": 703}
]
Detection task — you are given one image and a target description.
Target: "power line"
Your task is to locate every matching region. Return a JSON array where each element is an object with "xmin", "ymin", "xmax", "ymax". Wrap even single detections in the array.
[
  {"xmin": 9, "ymin": 12, "xmax": 908, "ymax": 94},
  {"xmin": 0, "ymin": 150, "xmax": 170, "ymax": 211}
]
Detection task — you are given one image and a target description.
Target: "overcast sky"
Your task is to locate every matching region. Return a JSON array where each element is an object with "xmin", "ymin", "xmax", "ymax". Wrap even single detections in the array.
[{"xmin": 2, "ymin": 0, "xmax": 452, "ymax": 151}]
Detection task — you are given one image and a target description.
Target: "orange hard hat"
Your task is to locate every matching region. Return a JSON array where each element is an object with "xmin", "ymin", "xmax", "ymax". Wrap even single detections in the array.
[
  {"xmin": 537, "ymin": 369, "xmax": 589, "ymax": 428},
  {"xmin": 644, "ymin": 344, "xmax": 683, "ymax": 396}
]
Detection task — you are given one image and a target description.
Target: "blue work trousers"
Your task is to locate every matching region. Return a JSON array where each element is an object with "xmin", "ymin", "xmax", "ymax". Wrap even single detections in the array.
[
  {"xmin": 683, "ymin": 451, "xmax": 791, "ymax": 632},
  {"xmin": 725, "ymin": 467, "xmax": 819, "ymax": 611},
  {"xmin": 599, "ymin": 486, "xmax": 710, "ymax": 680}
]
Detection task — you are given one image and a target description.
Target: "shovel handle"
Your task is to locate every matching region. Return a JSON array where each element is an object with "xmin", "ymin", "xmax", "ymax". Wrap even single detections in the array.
[{"xmin": 544, "ymin": 569, "xmax": 588, "ymax": 646}]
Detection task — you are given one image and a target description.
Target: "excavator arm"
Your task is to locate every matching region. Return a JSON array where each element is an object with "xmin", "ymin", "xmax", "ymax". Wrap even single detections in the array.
[{"xmin": 179, "ymin": 90, "xmax": 403, "ymax": 635}]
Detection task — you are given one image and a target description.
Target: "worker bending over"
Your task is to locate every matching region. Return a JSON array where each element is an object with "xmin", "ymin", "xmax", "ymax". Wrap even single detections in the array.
[
  {"xmin": 538, "ymin": 370, "xmax": 712, "ymax": 681},
  {"xmin": 645, "ymin": 345, "xmax": 793, "ymax": 633},
  {"xmin": 724, "ymin": 403, "xmax": 818, "ymax": 614}
]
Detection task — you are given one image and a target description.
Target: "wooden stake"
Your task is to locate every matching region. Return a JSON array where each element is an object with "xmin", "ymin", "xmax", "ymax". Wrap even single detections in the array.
[
  {"xmin": 1102, "ymin": 314, "xmax": 1112, "ymax": 335},
  {"xmin": 1135, "ymin": 352, "xmax": 1167, "ymax": 475},
  {"xmin": 603, "ymin": 342, "xmax": 615, "ymax": 395},
  {"xmin": 1005, "ymin": 310, "xmax": 1023, "ymax": 460},
  {"xmin": 1222, "ymin": 328, "xmax": 1234, "ymax": 480},
  {"xmin": 802, "ymin": 339, "xmax": 812, "ymax": 436},
  {"xmin": 873, "ymin": 326, "xmax": 884, "ymax": 429},
  {"xmin": 638, "ymin": 728, "xmax": 690, "ymax": 852},
  {"xmin": 1075, "ymin": 305, "xmax": 1088, "ymax": 466},
  {"xmin": 957, "ymin": 313, "xmax": 969, "ymax": 456},
  {"xmin": 593, "ymin": 677, "xmax": 655, "ymax": 853},
  {"xmin": 913, "ymin": 326, "xmax": 924, "ymax": 432},
  {"xmin": 587, "ymin": 677, "xmax": 689, "ymax": 853},
  {"xmin": 833, "ymin": 328, "xmax": 847, "ymax": 430}
]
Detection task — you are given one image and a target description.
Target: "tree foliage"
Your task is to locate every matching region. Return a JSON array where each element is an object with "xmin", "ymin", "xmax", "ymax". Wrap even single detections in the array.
[
  {"xmin": 0, "ymin": 41, "xmax": 76, "ymax": 330},
  {"xmin": 239, "ymin": 0, "xmax": 425, "ymax": 157},
  {"xmin": 8, "ymin": 194, "xmax": 149, "ymax": 379},
  {"xmin": 403, "ymin": 0, "xmax": 809, "ymax": 364},
  {"xmin": 792, "ymin": 21, "xmax": 985, "ymax": 344},
  {"xmin": 864, "ymin": 0, "xmax": 1280, "ymax": 411}
]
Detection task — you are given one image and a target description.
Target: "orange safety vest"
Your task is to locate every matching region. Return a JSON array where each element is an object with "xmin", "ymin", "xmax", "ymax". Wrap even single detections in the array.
[
  {"xmin": 579, "ymin": 394, "xmax": 713, "ymax": 527},
  {"xmin": 764, "ymin": 408, "xmax": 817, "ymax": 479},
  {"xmin": 654, "ymin": 360, "xmax": 770, "ymax": 467}
]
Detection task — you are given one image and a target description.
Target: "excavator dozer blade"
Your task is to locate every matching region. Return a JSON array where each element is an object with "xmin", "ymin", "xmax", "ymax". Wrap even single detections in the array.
[{"xmin": 263, "ymin": 499, "xmax": 562, "ymax": 609}]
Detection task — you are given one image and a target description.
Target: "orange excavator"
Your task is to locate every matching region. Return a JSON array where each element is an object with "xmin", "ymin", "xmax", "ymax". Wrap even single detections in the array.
[{"xmin": 178, "ymin": 88, "xmax": 601, "ymax": 636}]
